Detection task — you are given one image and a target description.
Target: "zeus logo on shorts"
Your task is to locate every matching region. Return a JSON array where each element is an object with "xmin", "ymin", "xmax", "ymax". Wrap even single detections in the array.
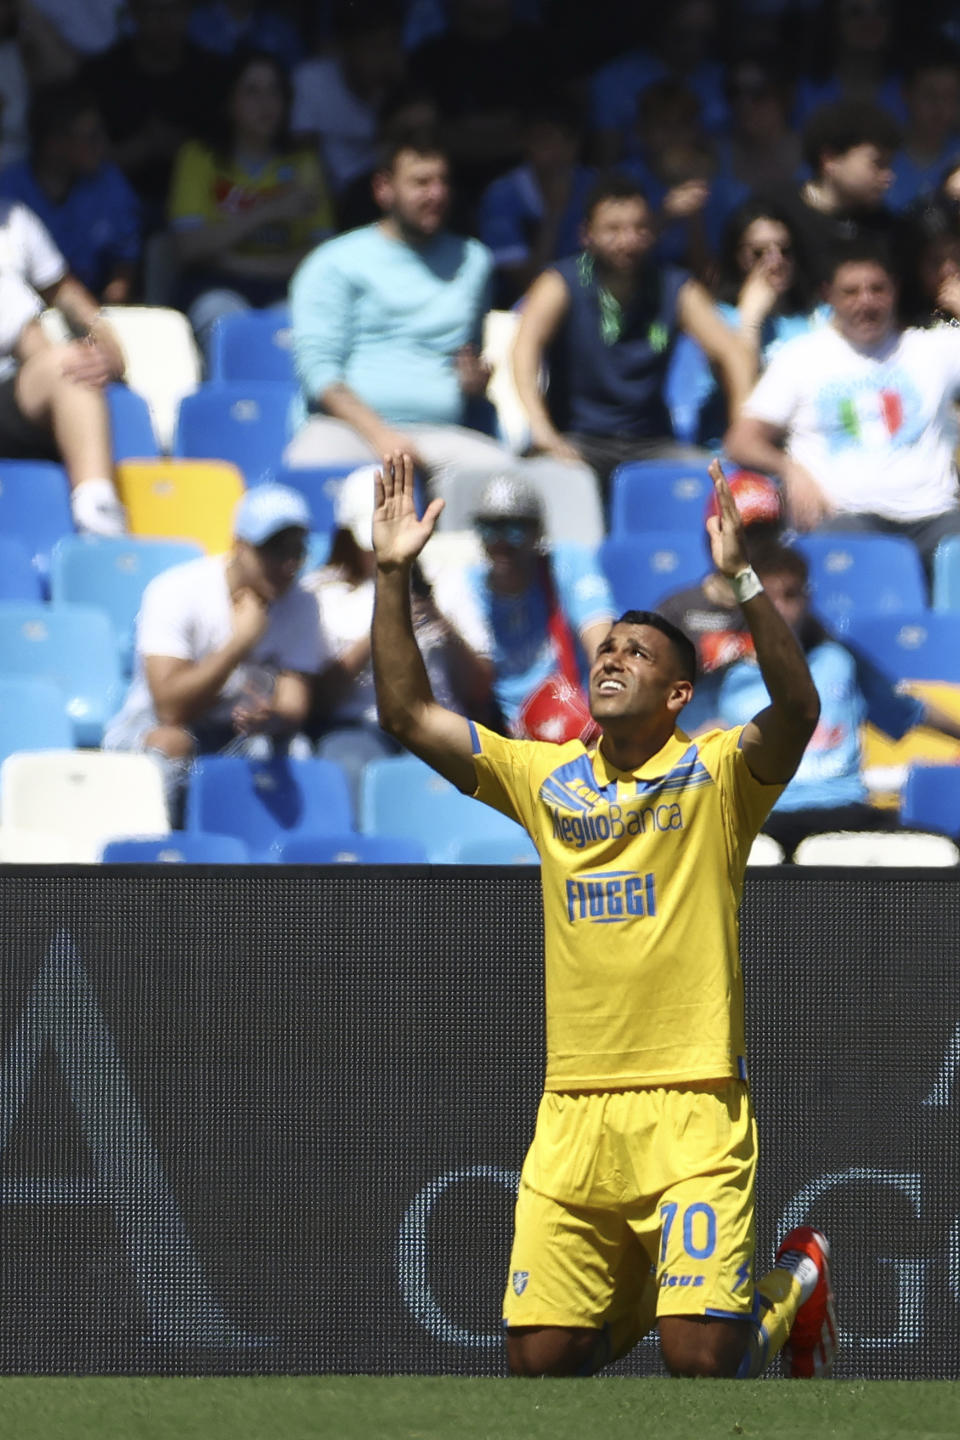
[
  {"xmin": 565, "ymin": 870, "xmax": 656, "ymax": 924},
  {"xmin": 659, "ymin": 1272, "xmax": 705, "ymax": 1289}
]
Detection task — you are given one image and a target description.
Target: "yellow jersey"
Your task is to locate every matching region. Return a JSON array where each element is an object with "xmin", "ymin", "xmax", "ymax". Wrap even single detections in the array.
[{"xmin": 469, "ymin": 721, "xmax": 783, "ymax": 1091}]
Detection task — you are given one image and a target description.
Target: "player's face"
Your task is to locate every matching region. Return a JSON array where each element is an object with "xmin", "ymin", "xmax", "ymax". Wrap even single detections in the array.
[
  {"xmin": 583, "ymin": 198, "xmax": 656, "ymax": 274},
  {"xmin": 827, "ymin": 260, "xmax": 897, "ymax": 347},
  {"xmin": 375, "ymin": 150, "xmax": 450, "ymax": 239},
  {"xmin": 588, "ymin": 623, "xmax": 692, "ymax": 726},
  {"xmin": 236, "ymin": 529, "xmax": 306, "ymax": 602}
]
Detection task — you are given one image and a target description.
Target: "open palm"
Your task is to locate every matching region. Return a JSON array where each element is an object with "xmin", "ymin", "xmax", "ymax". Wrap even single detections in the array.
[{"xmin": 371, "ymin": 451, "xmax": 444, "ymax": 570}]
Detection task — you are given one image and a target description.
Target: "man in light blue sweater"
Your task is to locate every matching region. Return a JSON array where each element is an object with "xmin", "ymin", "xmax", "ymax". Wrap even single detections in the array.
[{"xmin": 285, "ymin": 123, "xmax": 604, "ymax": 545}]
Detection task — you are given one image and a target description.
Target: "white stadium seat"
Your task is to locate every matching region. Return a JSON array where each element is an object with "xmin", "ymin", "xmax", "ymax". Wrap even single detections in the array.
[
  {"xmin": 793, "ymin": 830, "xmax": 960, "ymax": 867},
  {"xmin": 0, "ymin": 750, "xmax": 169, "ymax": 857}
]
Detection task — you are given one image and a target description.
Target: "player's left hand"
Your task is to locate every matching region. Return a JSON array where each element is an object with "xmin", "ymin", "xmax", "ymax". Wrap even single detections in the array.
[{"xmin": 706, "ymin": 457, "xmax": 749, "ymax": 578}]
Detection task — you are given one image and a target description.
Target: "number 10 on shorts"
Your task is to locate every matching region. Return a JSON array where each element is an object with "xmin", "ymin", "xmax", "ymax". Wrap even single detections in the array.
[{"xmin": 659, "ymin": 1200, "xmax": 718, "ymax": 1263}]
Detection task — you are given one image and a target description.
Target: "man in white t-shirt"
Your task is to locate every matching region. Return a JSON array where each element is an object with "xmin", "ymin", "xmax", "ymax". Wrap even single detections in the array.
[
  {"xmin": 724, "ymin": 240, "xmax": 960, "ymax": 574},
  {"xmin": 0, "ymin": 197, "xmax": 128, "ymax": 532},
  {"xmin": 104, "ymin": 484, "xmax": 326, "ymax": 810}
]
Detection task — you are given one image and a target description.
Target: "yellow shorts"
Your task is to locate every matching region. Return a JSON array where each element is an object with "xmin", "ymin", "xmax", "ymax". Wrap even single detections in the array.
[{"xmin": 502, "ymin": 1082, "xmax": 757, "ymax": 1330}]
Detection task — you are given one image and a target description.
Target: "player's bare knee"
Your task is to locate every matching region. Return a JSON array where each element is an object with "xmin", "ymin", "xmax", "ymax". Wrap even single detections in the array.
[
  {"xmin": 660, "ymin": 1318, "xmax": 746, "ymax": 1379},
  {"xmin": 506, "ymin": 1326, "xmax": 599, "ymax": 1377}
]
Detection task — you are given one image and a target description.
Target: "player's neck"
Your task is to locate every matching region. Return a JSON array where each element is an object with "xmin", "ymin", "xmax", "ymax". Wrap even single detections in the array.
[{"xmin": 597, "ymin": 718, "xmax": 675, "ymax": 774}]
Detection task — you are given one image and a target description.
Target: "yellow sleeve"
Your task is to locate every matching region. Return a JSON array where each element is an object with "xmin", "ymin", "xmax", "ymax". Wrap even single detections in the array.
[
  {"xmin": 168, "ymin": 141, "xmax": 217, "ymax": 227},
  {"xmin": 469, "ymin": 721, "xmax": 542, "ymax": 836},
  {"xmin": 292, "ymin": 151, "xmax": 334, "ymax": 244},
  {"xmin": 696, "ymin": 725, "xmax": 785, "ymax": 868}
]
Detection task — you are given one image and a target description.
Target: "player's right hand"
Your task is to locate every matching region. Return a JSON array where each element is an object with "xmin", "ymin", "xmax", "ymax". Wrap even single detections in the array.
[{"xmin": 372, "ymin": 450, "xmax": 444, "ymax": 572}]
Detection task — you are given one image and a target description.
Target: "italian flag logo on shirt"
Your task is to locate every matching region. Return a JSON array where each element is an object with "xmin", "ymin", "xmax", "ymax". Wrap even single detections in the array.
[{"xmin": 838, "ymin": 388, "xmax": 903, "ymax": 440}]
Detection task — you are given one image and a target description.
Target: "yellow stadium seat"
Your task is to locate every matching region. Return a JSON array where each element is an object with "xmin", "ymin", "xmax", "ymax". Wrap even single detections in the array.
[{"xmin": 115, "ymin": 459, "xmax": 245, "ymax": 553}]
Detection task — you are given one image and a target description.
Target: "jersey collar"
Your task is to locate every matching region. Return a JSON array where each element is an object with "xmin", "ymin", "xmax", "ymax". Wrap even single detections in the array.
[{"xmin": 590, "ymin": 727, "xmax": 693, "ymax": 787}]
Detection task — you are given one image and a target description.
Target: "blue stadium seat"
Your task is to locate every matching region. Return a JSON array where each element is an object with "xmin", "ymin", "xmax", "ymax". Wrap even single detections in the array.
[
  {"xmin": 664, "ymin": 334, "xmax": 712, "ymax": 445},
  {"xmin": 101, "ymin": 832, "xmax": 252, "ymax": 863},
  {"xmin": 50, "ymin": 534, "xmax": 203, "ymax": 675},
  {"xmin": 845, "ymin": 614, "xmax": 960, "ymax": 684},
  {"xmin": 600, "ymin": 532, "xmax": 707, "ymax": 613},
  {"xmin": 447, "ymin": 835, "xmax": 540, "ymax": 864},
  {"xmin": 609, "ymin": 459, "xmax": 714, "ymax": 535},
  {"xmin": 932, "ymin": 535, "xmax": 960, "ymax": 613},
  {"xmin": 270, "ymin": 832, "xmax": 428, "ymax": 864},
  {"xmin": 359, "ymin": 752, "xmax": 528, "ymax": 862},
  {"xmin": 0, "ymin": 675, "xmax": 73, "ymax": 765},
  {"xmin": 267, "ymin": 462, "xmax": 348, "ymax": 536},
  {"xmin": 185, "ymin": 754, "xmax": 354, "ymax": 859},
  {"xmin": 900, "ymin": 764, "xmax": 960, "ymax": 838},
  {"xmin": 794, "ymin": 532, "xmax": 927, "ymax": 632},
  {"xmin": 172, "ymin": 381, "xmax": 297, "ymax": 486},
  {"xmin": 107, "ymin": 383, "xmax": 159, "ymax": 460},
  {"xmin": 0, "ymin": 535, "xmax": 43, "ymax": 600},
  {"xmin": 0, "ymin": 460, "xmax": 73, "ymax": 587},
  {"xmin": 0, "ymin": 602, "xmax": 122, "ymax": 745},
  {"xmin": 208, "ymin": 308, "xmax": 294, "ymax": 383}
]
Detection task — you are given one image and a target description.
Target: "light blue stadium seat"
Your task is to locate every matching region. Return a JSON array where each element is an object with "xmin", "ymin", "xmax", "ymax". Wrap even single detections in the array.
[
  {"xmin": 609, "ymin": 459, "xmax": 714, "ymax": 535},
  {"xmin": 900, "ymin": 764, "xmax": 960, "ymax": 838},
  {"xmin": 932, "ymin": 535, "xmax": 960, "ymax": 613},
  {"xmin": 359, "ymin": 752, "xmax": 528, "ymax": 862},
  {"xmin": 101, "ymin": 832, "xmax": 252, "ymax": 863},
  {"xmin": 664, "ymin": 334, "xmax": 712, "ymax": 445},
  {"xmin": 600, "ymin": 532, "xmax": 707, "ymax": 613},
  {"xmin": 267, "ymin": 462, "xmax": 348, "ymax": 536},
  {"xmin": 0, "ymin": 460, "xmax": 73, "ymax": 587},
  {"xmin": 185, "ymin": 754, "xmax": 354, "ymax": 859},
  {"xmin": 208, "ymin": 308, "xmax": 294, "ymax": 383},
  {"xmin": 845, "ymin": 614, "xmax": 960, "ymax": 683},
  {"xmin": 50, "ymin": 534, "xmax": 203, "ymax": 675},
  {"xmin": 0, "ymin": 535, "xmax": 43, "ymax": 600},
  {"xmin": 447, "ymin": 835, "xmax": 540, "ymax": 864},
  {"xmin": 0, "ymin": 601, "xmax": 121, "ymax": 745},
  {"xmin": 270, "ymin": 831, "xmax": 428, "ymax": 864},
  {"xmin": 172, "ymin": 381, "xmax": 297, "ymax": 486},
  {"xmin": 794, "ymin": 532, "xmax": 927, "ymax": 632},
  {"xmin": 0, "ymin": 675, "xmax": 73, "ymax": 765},
  {"xmin": 107, "ymin": 383, "xmax": 159, "ymax": 460}
]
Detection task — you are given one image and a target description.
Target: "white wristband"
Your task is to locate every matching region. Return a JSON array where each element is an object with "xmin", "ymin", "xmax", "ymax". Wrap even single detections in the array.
[{"xmin": 730, "ymin": 566, "xmax": 763, "ymax": 605}]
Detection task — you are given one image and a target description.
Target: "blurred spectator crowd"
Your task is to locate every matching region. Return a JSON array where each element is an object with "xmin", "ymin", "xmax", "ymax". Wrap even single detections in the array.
[{"xmin": 5, "ymin": 0, "xmax": 960, "ymax": 867}]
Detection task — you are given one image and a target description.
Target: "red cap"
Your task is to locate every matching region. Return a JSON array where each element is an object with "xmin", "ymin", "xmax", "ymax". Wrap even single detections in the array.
[
  {"xmin": 705, "ymin": 469, "xmax": 781, "ymax": 528},
  {"xmin": 515, "ymin": 673, "xmax": 601, "ymax": 746}
]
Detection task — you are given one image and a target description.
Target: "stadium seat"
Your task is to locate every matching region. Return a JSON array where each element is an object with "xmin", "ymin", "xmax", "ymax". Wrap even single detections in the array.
[
  {"xmin": 50, "ymin": 534, "xmax": 203, "ymax": 675},
  {"xmin": 100, "ymin": 832, "xmax": 251, "ymax": 863},
  {"xmin": 0, "ymin": 750, "xmax": 169, "ymax": 859},
  {"xmin": 609, "ymin": 459, "xmax": 714, "ymax": 535},
  {"xmin": 359, "ymin": 752, "xmax": 529, "ymax": 861},
  {"xmin": 97, "ymin": 304, "xmax": 202, "ymax": 452},
  {"xmin": 844, "ymin": 614, "xmax": 960, "ymax": 684},
  {"xmin": 0, "ymin": 460, "xmax": 73, "ymax": 586},
  {"xmin": 792, "ymin": 829, "xmax": 959, "ymax": 866},
  {"xmin": 267, "ymin": 463, "xmax": 347, "ymax": 537},
  {"xmin": 0, "ymin": 676, "xmax": 73, "ymax": 765},
  {"xmin": 932, "ymin": 535, "xmax": 960, "ymax": 612},
  {"xmin": 114, "ymin": 459, "xmax": 245, "ymax": 553},
  {"xmin": 664, "ymin": 334, "xmax": 712, "ymax": 445},
  {"xmin": 173, "ymin": 382, "xmax": 297, "ymax": 486},
  {"xmin": 480, "ymin": 308, "xmax": 529, "ymax": 453},
  {"xmin": 0, "ymin": 535, "xmax": 43, "ymax": 600},
  {"xmin": 185, "ymin": 754, "xmax": 354, "ymax": 859},
  {"xmin": 600, "ymin": 532, "xmax": 707, "ymax": 613},
  {"xmin": 0, "ymin": 602, "xmax": 122, "ymax": 745},
  {"xmin": 446, "ymin": 835, "xmax": 540, "ymax": 864},
  {"xmin": 208, "ymin": 308, "xmax": 294, "ymax": 383},
  {"xmin": 0, "ymin": 824, "xmax": 99, "ymax": 863},
  {"xmin": 794, "ymin": 533, "xmax": 927, "ymax": 632},
  {"xmin": 900, "ymin": 764, "xmax": 960, "ymax": 839},
  {"xmin": 270, "ymin": 832, "xmax": 428, "ymax": 864},
  {"xmin": 107, "ymin": 383, "xmax": 160, "ymax": 460},
  {"xmin": 746, "ymin": 834, "xmax": 784, "ymax": 866}
]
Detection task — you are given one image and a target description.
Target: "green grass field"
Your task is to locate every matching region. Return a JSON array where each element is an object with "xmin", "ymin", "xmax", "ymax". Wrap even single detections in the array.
[{"xmin": 0, "ymin": 1377, "xmax": 957, "ymax": 1440}]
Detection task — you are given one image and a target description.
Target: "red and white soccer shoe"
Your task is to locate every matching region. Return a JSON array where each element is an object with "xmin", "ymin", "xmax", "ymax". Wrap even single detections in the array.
[{"xmin": 776, "ymin": 1225, "xmax": 837, "ymax": 1378}]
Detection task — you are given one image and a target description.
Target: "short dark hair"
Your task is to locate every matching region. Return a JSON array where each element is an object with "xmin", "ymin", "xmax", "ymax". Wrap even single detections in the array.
[
  {"xmin": 583, "ymin": 172, "xmax": 648, "ymax": 225},
  {"xmin": 825, "ymin": 234, "xmax": 898, "ymax": 284},
  {"xmin": 749, "ymin": 540, "xmax": 809, "ymax": 585},
  {"xmin": 375, "ymin": 118, "xmax": 447, "ymax": 175},
  {"xmin": 616, "ymin": 610, "xmax": 698, "ymax": 685},
  {"xmin": 802, "ymin": 99, "xmax": 902, "ymax": 175}
]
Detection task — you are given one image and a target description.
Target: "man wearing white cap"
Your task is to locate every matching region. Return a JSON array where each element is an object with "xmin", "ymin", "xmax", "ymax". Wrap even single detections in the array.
[{"xmin": 103, "ymin": 483, "xmax": 326, "ymax": 810}]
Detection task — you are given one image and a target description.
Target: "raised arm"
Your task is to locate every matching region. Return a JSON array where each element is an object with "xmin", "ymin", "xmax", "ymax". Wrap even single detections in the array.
[
  {"xmin": 707, "ymin": 458, "xmax": 820, "ymax": 784},
  {"xmin": 372, "ymin": 452, "xmax": 478, "ymax": 792}
]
